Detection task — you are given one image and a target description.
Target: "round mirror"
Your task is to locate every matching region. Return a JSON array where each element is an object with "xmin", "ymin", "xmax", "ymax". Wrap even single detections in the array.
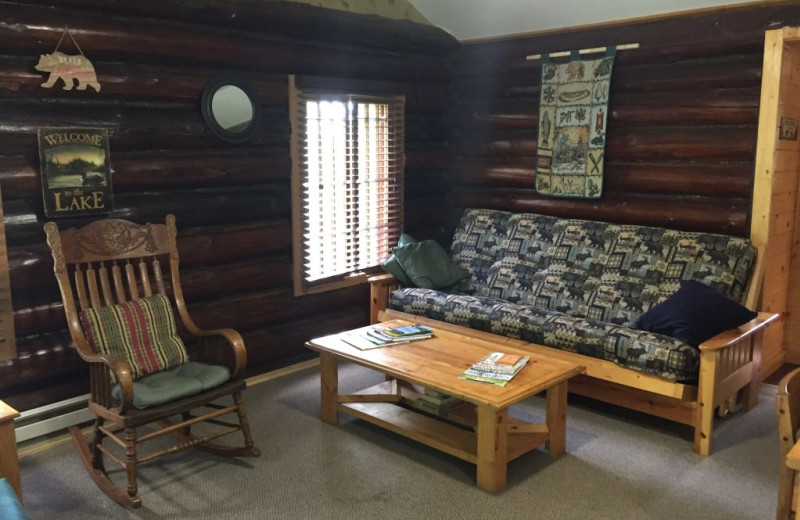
[{"xmin": 201, "ymin": 77, "xmax": 258, "ymax": 143}]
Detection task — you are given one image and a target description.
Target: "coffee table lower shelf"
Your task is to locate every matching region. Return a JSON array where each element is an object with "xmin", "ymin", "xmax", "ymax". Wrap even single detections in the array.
[{"xmin": 332, "ymin": 379, "xmax": 558, "ymax": 491}]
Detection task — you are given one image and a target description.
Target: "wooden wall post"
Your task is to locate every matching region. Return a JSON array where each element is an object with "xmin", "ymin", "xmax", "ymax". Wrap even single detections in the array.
[{"xmin": 753, "ymin": 27, "xmax": 800, "ymax": 375}]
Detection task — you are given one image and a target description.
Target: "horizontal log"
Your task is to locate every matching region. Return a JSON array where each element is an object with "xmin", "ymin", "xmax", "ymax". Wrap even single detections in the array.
[
  {"xmin": 8, "ymin": 220, "xmax": 292, "ymax": 304},
  {"xmin": 450, "ymin": 104, "xmax": 758, "ymax": 130},
  {"xmin": 294, "ymin": 75, "xmax": 453, "ymax": 115},
  {"xmin": 176, "ymin": 220, "xmax": 292, "ymax": 267},
  {"xmin": 455, "ymin": 126, "xmax": 758, "ymax": 161},
  {"xmin": 243, "ymin": 305, "xmax": 370, "ymax": 371},
  {"xmin": 403, "ymin": 197, "xmax": 455, "ymax": 233},
  {"xmin": 1, "ymin": 4, "xmax": 451, "ymax": 83},
  {"xmin": 453, "ymin": 54, "xmax": 761, "ymax": 100},
  {"xmin": 612, "ymin": 56, "xmax": 763, "ymax": 93},
  {"xmin": 603, "ymin": 161, "xmax": 754, "ymax": 197},
  {"xmin": 449, "ymin": 187, "xmax": 749, "ymax": 236},
  {"xmin": 0, "ymin": 55, "xmax": 289, "ymax": 104},
  {"xmin": 0, "ymin": 100, "xmax": 290, "ymax": 155},
  {"xmin": 453, "ymin": 3, "xmax": 797, "ymax": 66},
  {"xmin": 14, "ymin": 302, "xmax": 66, "ymax": 338},
  {"xmin": 405, "ymin": 145, "xmax": 450, "ymax": 171},
  {"xmin": 606, "ymin": 126, "xmax": 757, "ymax": 161},
  {"xmin": 11, "ymin": 274, "xmax": 369, "ymax": 349},
  {"xmin": 181, "ymin": 255, "xmax": 291, "ymax": 303},
  {"xmin": 189, "ymin": 284, "xmax": 369, "ymax": 333},
  {"xmin": 1, "ymin": 370, "xmax": 89, "ymax": 412},
  {"xmin": 3, "ymin": 185, "xmax": 291, "ymax": 245},
  {"xmin": 0, "ymin": 150, "xmax": 291, "ymax": 198},
  {"xmin": 405, "ymin": 170, "xmax": 450, "ymax": 199},
  {"xmin": 10, "ymin": 0, "xmax": 459, "ymax": 55},
  {"xmin": 613, "ymin": 88, "xmax": 761, "ymax": 109},
  {"xmin": 406, "ymin": 115, "xmax": 450, "ymax": 143},
  {"xmin": 449, "ymin": 160, "xmax": 754, "ymax": 198}
]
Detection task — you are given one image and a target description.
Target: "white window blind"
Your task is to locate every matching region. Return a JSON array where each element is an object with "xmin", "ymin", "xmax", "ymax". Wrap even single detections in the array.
[{"xmin": 291, "ymin": 82, "xmax": 405, "ymax": 294}]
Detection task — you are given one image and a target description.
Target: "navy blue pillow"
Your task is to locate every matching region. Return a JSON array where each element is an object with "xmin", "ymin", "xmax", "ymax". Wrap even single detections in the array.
[{"xmin": 635, "ymin": 280, "xmax": 758, "ymax": 347}]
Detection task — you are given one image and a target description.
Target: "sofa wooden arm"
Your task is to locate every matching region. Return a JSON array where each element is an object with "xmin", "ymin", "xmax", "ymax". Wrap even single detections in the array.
[
  {"xmin": 698, "ymin": 312, "xmax": 779, "ymax": 351},
  {"xmin": 694, "ymin": 311, "xmax": 779, "ymax": 455},
  {"xmin": 368, "ymin": 273, "xmax": 399, "ymax": 324}
]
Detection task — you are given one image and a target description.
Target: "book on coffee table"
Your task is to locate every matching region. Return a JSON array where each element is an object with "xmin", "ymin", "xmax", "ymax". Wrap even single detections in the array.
[
  {"xmin": 340, "ymin": 325, "xmax": 434, "ymax": 350},
  {"xmin": 459, "ymin": 352, "xmax": 529, "ymax": 386}
]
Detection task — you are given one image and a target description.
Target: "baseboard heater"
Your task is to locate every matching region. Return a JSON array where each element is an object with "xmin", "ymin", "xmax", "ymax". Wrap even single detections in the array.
[
  {"xmin": 14, "ymin": 394, "xmax": 94, "ymax": 443},
  {"xmin": 13, "ymin": 359, "xmax": 320, "ymax": 444}
]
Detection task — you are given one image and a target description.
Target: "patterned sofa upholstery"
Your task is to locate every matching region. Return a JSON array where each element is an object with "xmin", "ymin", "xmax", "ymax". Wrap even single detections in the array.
[{"xmin": 388, "ymin": 208, "xmax": 757, "ymax": 382}]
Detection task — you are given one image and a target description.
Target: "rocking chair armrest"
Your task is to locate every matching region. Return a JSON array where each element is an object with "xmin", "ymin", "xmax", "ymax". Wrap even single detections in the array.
[
  {"xmin": 189, "ymin": 327, "xmax": 247, "ymax": 378},
  {"xmin": 83, "ymin": 353, "xmax": 136, "ymax": 412}
]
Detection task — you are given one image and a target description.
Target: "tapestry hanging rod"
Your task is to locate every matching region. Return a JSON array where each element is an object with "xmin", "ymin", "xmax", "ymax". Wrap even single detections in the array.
[{"xmin": 526, "ymin": 43, "xmax": 639, "ymax": 61}]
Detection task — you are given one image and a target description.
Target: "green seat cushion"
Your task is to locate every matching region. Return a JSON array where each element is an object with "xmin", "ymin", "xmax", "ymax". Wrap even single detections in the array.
[
  {"xmin": 391, "ymin": 239, "xmax": 470, "ymax": 289},
  {"xmin": 80, "ymin": 294, "xmax": 189, "ymax": 380},
  {"xmin": 0, "ymin": 479, "xmax": 29, "ymax": 520},
  {"xmin": 382, "ymin": 233, "xmax": 416, "ymax": 286},
  {"xmin": 112, "ymin": 361, "xmax": 231, "ymax": 409}
]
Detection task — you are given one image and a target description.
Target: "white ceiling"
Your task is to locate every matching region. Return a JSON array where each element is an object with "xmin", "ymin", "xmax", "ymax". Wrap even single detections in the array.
[{"xmin": 408, "ymin": 0, "xmax": 756, "ymax": 41}]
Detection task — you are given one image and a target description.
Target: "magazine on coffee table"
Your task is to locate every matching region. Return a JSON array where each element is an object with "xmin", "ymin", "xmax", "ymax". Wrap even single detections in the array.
[
  {"xmin": 340, "ymin": 324, "xmax": 434, "ymax": 350},
  {"xmin": 459, "ymin": 352, "xmax": 529, "ymax": 386}
]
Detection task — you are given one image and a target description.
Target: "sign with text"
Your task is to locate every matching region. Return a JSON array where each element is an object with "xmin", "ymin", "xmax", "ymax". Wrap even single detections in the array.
[{"xmin": 38, "ymin": 128, "xmax": 113, "ymax": 218}]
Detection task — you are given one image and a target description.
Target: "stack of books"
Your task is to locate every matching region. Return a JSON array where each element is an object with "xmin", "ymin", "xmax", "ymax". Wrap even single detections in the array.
[
  {"xmin": 341, "ymin": 324, "xmax": 434, "ymax": 350},
  {"xmin": 459, "ymin": 352, "xmax": 529, "ymax": 386},
  {"xmin": 414, "ymin": 388, "xmax": 461, "ymax": 415}
]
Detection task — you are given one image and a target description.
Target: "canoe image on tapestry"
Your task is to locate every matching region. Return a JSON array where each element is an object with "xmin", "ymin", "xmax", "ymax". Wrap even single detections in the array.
[{"xmin": 535, "ymin": 48, "xmax": 615, "ymax": 199}]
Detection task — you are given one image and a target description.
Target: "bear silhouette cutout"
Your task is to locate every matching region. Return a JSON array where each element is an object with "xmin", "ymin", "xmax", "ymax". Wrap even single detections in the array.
[{"xmin": 35, "ymin": 52, "xmax": 100, "ymax": 92}]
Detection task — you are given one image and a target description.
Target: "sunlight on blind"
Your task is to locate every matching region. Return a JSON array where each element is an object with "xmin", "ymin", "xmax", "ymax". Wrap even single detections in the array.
[{"xmin": 302, "ymin": 97, "xmax": 403, "ymax": 283}]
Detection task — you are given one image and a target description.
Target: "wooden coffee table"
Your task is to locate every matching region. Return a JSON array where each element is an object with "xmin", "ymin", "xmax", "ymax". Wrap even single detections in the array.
[{"xmin": 306, "ymin": 318, "xmax": 584, "ymax": 492}]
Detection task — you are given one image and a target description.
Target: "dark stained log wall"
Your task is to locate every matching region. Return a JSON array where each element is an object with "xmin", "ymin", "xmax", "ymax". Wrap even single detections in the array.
[
  {"xmin": 0, "ymin": 0, "xmax": 457, "ymax": 410},
  {"xmin": 449, "ymin": 3, "xmax": 800, "ymax": 237}
]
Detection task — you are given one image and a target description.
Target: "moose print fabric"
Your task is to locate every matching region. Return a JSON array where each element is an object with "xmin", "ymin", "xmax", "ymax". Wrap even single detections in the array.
[
  {"xmin": 535, "ymin": 48, "xmax": 615, "ymax": 199},
  {"xmin": 388, "ymin": 209, "xmax": 757, "ymax": 381}
]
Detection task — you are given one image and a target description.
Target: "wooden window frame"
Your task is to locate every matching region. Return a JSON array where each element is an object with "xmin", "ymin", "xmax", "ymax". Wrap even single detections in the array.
[{"xmin": 290, "ymin": 76, "xmax": 405, "ymax": 296}]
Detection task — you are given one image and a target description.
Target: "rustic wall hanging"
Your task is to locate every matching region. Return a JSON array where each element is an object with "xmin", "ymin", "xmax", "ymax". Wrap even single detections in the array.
[
  {"xmin": 534, "ymin": 47, "xmax": 616, "ymax": 199},
  {"xmin": 38, "ymin": 128, "xmax": 113, "ymax": 218},
  {"xmin": 35, "ymin": 26, "xmax": 101, "ymax": 92}
]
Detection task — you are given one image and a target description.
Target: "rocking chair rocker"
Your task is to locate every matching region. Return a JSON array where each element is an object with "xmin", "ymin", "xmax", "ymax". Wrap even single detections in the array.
[{"xmin": 44, "ymin": 215, "xmax": 260, "ymax": 508}]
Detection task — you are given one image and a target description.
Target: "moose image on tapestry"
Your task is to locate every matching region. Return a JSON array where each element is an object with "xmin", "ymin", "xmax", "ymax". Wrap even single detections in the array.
[
  {"xmin": 535, "ymin": 48, "xmax": 615, "ymax": 199},
  {"xmin": 38, "ymin": 128, "xmax": 113, "ymax": 218}
]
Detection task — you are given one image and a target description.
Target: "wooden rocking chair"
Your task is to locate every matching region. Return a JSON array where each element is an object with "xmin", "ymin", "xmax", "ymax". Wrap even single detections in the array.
[{"xmin": 44, "ymin": 215, "xmax": 260, "ymax": 508}]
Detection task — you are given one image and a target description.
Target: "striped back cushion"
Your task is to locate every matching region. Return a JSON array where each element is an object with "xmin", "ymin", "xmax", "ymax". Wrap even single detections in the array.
[{"xmin": 80, "ymin": 294, "xmax": 189, "ymax": 380}]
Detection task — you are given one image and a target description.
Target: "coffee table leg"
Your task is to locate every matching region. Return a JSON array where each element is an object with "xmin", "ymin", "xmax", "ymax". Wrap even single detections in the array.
[
  {"xmin": 319, "ymin": 352, "xmax": 339, "ymax": 424},
  {"xmin": 476, "ymin": 405, "xmax": 508, "ymax": 492},
  {"xmin": 545, "ymin": 380, "xmax": 568, "ymax": 457}
]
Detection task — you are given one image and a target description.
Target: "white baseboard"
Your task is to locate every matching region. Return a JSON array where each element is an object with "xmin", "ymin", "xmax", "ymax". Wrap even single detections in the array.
[{"xmin": 15, "ymin": 394, "xmax": 93, "ymax": 443}]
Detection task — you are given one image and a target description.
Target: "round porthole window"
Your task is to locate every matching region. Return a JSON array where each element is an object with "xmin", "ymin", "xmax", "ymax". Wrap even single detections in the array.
[{"xmin": 201, "ymin": 77, "xmax": 258, "ymax": 143}]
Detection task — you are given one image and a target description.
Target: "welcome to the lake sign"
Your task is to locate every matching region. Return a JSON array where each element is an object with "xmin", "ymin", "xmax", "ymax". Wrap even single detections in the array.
[{"xmin": 38, "ymin": 128, "xmax": 113, "ymax": 218}]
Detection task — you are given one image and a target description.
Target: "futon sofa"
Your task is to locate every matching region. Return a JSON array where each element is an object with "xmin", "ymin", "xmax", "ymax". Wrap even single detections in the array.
[{"xmin": 370, "ymin": 208, "xmax": 778, "ymax": 455}]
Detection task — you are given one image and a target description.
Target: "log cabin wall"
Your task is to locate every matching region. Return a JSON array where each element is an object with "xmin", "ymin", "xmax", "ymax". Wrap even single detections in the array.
[
  {"xmin": 449, "ymin": 3, "xmax": 800, "ymax": 379},
  {"xmin": 449, "ymin": 3, "xmax": 800, "ymax": 236},
  {"xmin": 0, "ymin": 0, "xmax": 457, "ymax": 411}
]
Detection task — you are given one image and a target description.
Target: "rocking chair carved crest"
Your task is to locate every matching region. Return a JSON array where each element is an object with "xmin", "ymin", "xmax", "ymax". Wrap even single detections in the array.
[{"xmin": 44, "ymin": 215, "xmax": 260, "ymax": 508}]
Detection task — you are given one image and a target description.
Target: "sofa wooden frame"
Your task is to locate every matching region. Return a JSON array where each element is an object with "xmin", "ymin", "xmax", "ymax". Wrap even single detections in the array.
[{"xmin": 368, "ymin": 266, "xmax": 778, "ymax": 456}]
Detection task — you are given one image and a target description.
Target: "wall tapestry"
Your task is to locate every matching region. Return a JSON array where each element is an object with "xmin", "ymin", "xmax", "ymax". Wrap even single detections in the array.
[
  {"xmin": 535, "ymin": 48, "xmax": 615, "ymax": 199},
  {"xmin": 38, "ymin": 128, "xmax": 113, "ymax": 218}
]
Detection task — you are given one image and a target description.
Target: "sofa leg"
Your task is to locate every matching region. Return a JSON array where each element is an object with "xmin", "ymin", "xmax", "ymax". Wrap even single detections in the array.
[
  {"xmin": 694, "ymin": 349, "xmax": 718, "ymax": 456},
  {"xmin": 693, "ymin": 404, "xmax": 713, "ymax": 456}
]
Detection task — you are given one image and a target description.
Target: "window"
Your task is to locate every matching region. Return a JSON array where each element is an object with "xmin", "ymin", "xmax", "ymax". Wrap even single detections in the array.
[{"xmin": 290, "ymin": 77, "xmax": 405, "ymax": 295}]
